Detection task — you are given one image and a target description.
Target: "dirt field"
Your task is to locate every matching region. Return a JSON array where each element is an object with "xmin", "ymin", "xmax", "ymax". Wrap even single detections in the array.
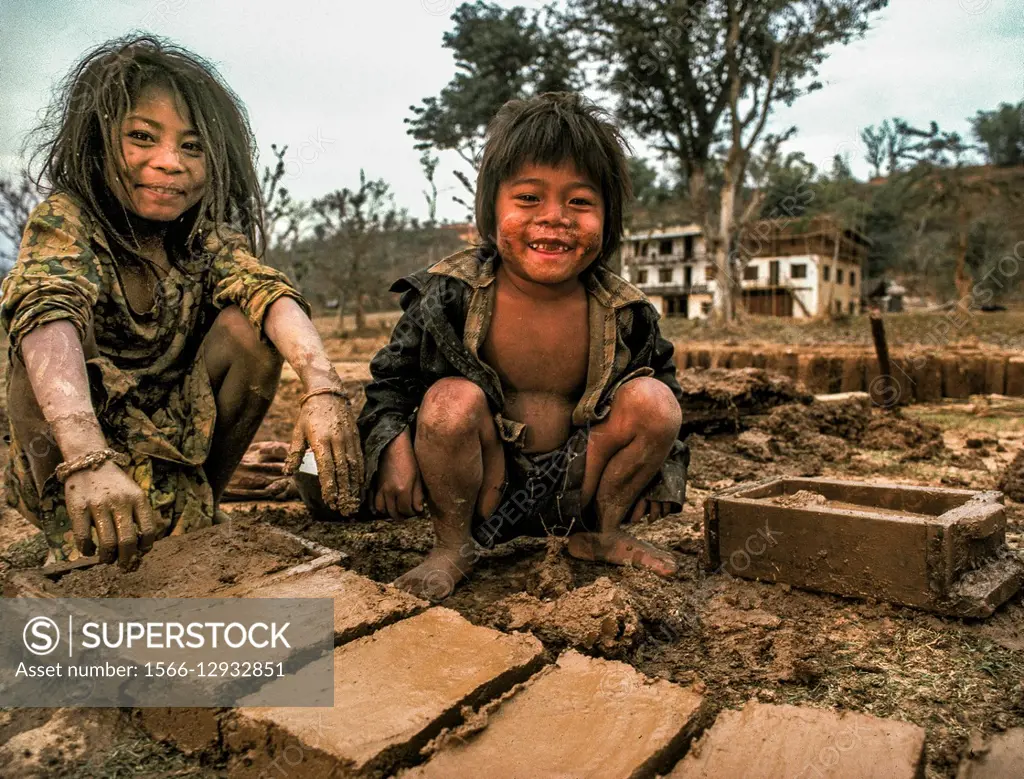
[{"xmin": 2, "ymin": 318, "xmax": 1024, "ymax": 777}]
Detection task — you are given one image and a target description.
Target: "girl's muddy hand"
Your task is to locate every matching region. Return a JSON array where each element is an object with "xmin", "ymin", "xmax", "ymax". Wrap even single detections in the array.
[
  {"xmin": 289, "ymin": 393, "xmax": 363, "ymax": 514},
  {"xmin": 64, "ymin": 460, "xmax": 157, "ymax": 567}
]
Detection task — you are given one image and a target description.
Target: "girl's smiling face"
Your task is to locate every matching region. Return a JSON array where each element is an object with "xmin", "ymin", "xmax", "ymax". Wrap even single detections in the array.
[
  {"xmin": 108, "ymin": 85, "xmax": 207, "ymax": 222},
  {"xmin": 494, "ymin": 160, "xmax": 604, "ymax": 289}
]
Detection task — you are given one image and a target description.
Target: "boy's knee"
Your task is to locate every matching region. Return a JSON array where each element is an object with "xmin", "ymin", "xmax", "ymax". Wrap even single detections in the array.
[
  {"xmin": 614, "ymin": 378, "xmax": 682, "ymax": 436},
  {"xmin": 418, "ymin": 378, "xmax": 489, "ymax": 440}
]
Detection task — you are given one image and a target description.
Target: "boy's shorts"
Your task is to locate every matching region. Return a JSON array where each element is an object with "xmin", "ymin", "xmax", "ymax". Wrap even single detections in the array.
[{"xmin": 472, "ymin": 428, "xmax": 595, "ymax": 548}]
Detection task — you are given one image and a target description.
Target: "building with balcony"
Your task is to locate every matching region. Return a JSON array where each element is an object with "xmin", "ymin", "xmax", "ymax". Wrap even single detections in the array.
[{"xmin": 621, "ymin": 217, "xmax": 869, "ymax": 319}]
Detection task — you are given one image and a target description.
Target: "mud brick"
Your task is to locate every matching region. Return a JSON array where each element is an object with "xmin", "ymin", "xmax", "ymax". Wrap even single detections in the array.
[
  {"xmin": 838, "ymin": 355, "xmax": 865, "ymax": 393},
  {"xmin": 965, "ymin": 354, "xmax": 989, "ymax": 396},
  {"xmin": 224, "ymin": 608, "xmax": 545, "ymax": 778},
  {"xmin": 957, "ymin": 728, "xmax": 1024, "ymax": 778},
  {"xmin": 942, "ymin": 354, "xmax": 971, "ymax": 399},
  {"xmin": 798, "ymin": 354, "xmax": 830, "ymax": 393},
  {"xmin": 766, "ymin": 350, "xmax": 799, "ymax": 379},
  {"xmin": 231, "ymin": 566, "xmax": 425, "ymax": 645},
  {"xmin": 909, "ymin": 353, "xmax": 943, "ymax": 402},
  {"xmin": 407, "ymin": 650, "xmax": 705, "ymax": 779},
  {"xmin": 1006, "ymin": 357, "xmax": 1024, "ymax": 396},
  {"xmin": 729, "ymin": 351, "xmax": 753, "ymax": 369},
  {"xmin": 985, "ymin": 355, "xmax": 1008, "ymax": 395},
  {"xmin": 667, "ymin": 702, "xmax": 925, "ymax": 779},
  {"xmin": 704, "ymin": 477, "xmax": 1021, "ymax": 616}
]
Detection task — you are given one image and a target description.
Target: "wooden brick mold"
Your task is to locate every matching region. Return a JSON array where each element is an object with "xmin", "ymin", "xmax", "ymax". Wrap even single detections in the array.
[{"xmin": 703, "ymin": 477, "xmax": 1024, "ymax": 617}]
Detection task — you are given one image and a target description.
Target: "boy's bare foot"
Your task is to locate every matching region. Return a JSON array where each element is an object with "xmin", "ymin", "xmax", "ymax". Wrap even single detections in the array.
[
  {"xmin": 567, "ymin": 530, "xmax": 678, "ymax": 577},
  {"xmin": 393, "ymin": 548, "xmax": 476, "ymax": 601}
]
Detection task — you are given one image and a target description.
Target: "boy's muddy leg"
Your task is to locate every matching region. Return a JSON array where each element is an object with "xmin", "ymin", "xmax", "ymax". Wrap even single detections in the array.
[
  {"xmin": 395, "ymin": 377, "xmax": 505, "ymax": 600},
  {"xmin": 203, "ymin": 306, "xmax": 283, "ymax": 503},
  {"xmin": 568, "ymin": 377, "xmax": 682, "ymax": 576}
]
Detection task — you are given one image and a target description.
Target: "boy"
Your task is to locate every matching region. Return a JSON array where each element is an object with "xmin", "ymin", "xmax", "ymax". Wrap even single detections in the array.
[{"xmin": 358, "ymin": 93, "xmax": 688, "ymax": 601}]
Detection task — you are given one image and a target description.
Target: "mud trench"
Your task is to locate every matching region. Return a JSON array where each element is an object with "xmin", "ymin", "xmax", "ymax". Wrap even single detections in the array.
[{"xmin": 3, "ymin": 392, "xmax": 1024, "ymax": 777}]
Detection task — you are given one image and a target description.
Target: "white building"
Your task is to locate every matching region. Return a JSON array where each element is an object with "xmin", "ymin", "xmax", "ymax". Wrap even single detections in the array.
[{"xmin": 621, "ymin": 217, "xmax": 869, "ymax": 319}]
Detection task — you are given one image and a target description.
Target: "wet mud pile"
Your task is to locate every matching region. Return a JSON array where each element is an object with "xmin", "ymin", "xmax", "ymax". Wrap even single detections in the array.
[{"xmin": 51, "ymin": 520, "xmax": 313, "ymax": 598}]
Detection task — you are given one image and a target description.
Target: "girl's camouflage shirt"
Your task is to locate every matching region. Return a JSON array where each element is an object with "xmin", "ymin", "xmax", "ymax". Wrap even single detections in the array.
[
  {"xmin": 358, "ymin": 247, "xmax": 690, "ymax": 509},
  {"xmin": 0, "ymin": 192, "xmax": 309, "ymax": 562}
]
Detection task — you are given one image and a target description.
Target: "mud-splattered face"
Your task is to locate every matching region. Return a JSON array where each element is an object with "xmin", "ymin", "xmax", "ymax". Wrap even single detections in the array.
[
  {"xmin": 107, "ymin": 85, "xmax": 207, "ymax": 222},
  {"xmin": 494, "ymin": 161, "xmax": 604, "ymax": 289}
]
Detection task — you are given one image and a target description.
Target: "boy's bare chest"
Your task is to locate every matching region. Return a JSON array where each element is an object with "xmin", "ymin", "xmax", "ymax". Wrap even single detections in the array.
[{"xmin": 480, "ymin": 286, "xmax": 590, "ymax": 397}]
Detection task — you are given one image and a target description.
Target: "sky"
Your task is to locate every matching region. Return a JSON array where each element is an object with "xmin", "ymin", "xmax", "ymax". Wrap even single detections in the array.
[{"xmin": 0, "ymin": 0, "xmax": 1021, "ymax": 227}]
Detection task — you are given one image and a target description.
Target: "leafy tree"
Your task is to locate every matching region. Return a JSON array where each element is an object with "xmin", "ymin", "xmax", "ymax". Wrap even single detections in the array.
[
  {"xmin": 564, "ymin": 0, "xmax": 888, "ymax": 320},
  {"xmin": 0, "ymin": 170, "xmax": 42, "ymax": 271},
  {"xmin": 971, "ymin": 101, "xmax": 1024, "ymax": 167},
  {"xmin": 406, "ymin": 1, "xmax": 582, "ymax": 211}
]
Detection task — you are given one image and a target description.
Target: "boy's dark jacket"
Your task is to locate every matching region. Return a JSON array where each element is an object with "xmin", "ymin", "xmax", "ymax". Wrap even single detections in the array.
[{"xmin": 357, "ymin": 248, "xmax": 689, "ymax": 508}]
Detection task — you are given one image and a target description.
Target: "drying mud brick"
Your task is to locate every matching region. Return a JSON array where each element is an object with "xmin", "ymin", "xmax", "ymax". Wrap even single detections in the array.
[
  {"xmin": 909, "ymin": 353, "xmax": 943, "ymax": 402},
  {"xmin": 942, "ymin": 354, "xmax": 972, "ymax": 399},
  {"xmin": 667, "ymin": 702, "xmax": 925, "ymax": 779},
  {"xmin": 223, "ymin": 608, "xmax": 544, "ymax": 778},
  {"xmin": 957, "ymin": 728, "xmax": 1024, "ymax": 778},
  {"xmin": 230, "ymin": 566, "xmax": 425, "ymax": 645},
  {"xmin": 839, "ymin": 355, "xmax": 865, "ymax": 393},
  {"xmin": 407, "ymin": 650, "xmax": 705, "ymax": 779},
  {"xmin": 985, "ymin": 355, "xmax": 1008, "ymax": 395},
  {"xmin": 798, "ymin": 354, "xmax": 831, "ymax": 394},
  {"xmin": 704, "ymin": 477, "xmax": 1023, "ymax": 616},
  {"xmin": 1006, "ymin": 357, "xmax": 1024, "ymax": 397},
  {"xmin": 730, "ymin": 350, "xmax": 753, "ymax": 369},
  {"xmin": 133, "ymin": 708, "xmax": 222, "ymax": 756}
]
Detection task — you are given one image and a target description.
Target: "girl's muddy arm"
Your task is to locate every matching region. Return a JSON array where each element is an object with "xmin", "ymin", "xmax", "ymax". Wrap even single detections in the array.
[
  {"xmin": 263, "ymin": 297, "xmax": 363, "ymax": 513},
  {"xmin": 20, "ymin": 321, "xmax": 156, "ymax": 564}
]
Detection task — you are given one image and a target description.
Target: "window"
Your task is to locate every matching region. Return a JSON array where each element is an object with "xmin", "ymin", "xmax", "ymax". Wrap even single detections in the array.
[
  {"xmin": 684, "ymin": 235, "xmax": 695, "ymax": 259},
  {"xmin": 636, "ymin": 269, "xmax": 648, "ymax": 284},
  {"xmin": 850, "ymin": 271, "xmax": 857, "ymax": 287},
  {"xmin": 659, "ymin": 239, "xmax": 673, "ymax": 255},
  {"xmin": 823, "ymin": 266, "xmax": 831, "ymax": 282},
  {"xmin": 836, "ymin": 268, "xmax": 844, "ymax": 284},
  {"xmin": 849, "ymin": 301, "xmax": 856, "ymax": 314},
  {"xmin": 790, "ymin": 263, "xmax": 807, "ymax": 279},
  {"xmin": 743, "ymin": 265, "xmax": 759, "ymax": 280},
  {"xmin": 658, "ymin": 267, "xmax": 674, "ymax": 284},
  {"xmin": 701, "ymin": 301, "xmax": 713, "ymax": 316},
  {"xmin": 639, "ymin": 242, "xmax": 648, "ymax": 256},
  {"xmin": 706, "ymin": 264, "xmax": 718, "ymax": 281},
  {"xmin": 835, "ymin": 300, "xmax": 842, "ymax": 314}
]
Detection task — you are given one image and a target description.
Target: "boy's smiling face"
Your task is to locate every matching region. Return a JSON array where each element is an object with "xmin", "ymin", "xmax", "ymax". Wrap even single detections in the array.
[{"xmin": 494, "ymin": 161, "xmax": 604, "ymax": 290}]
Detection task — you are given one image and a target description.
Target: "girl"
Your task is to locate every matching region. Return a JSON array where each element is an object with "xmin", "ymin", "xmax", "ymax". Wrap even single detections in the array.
[{"xmin": 1, "ymin": 35, "xmax": 361, "ymax": 567}]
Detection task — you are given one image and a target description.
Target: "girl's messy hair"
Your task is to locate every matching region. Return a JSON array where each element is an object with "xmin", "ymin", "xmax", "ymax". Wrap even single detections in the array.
[
  {"xmin": 475, "ymin": 92, "xmax": 633, "ymax": 267},
  {"xmin": 30, "ymin": 33, "xmax": 265, "ymax": 256}
]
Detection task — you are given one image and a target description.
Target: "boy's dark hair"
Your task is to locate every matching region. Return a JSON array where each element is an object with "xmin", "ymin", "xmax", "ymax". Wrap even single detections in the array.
[
  {"xmin": 30, "ymin": 34, "xmax": 265, "ymax": 257},
  {"xmin": 475, "ymin": 92, "xmax": 633, "ymax": 267}
]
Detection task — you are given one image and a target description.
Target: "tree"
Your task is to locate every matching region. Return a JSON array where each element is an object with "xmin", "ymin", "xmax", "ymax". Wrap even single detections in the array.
[
  {"xmin": 310, "ymin": 172, "xmax": 406, "ymax": 333},
  {"xmin": 888, "ymin": 121, "xmax": 1015, "ymax": 311},
  {"xmin": 0, "ymin": 170, "xmax": 42, "ymax": 271},
  {"xmin": 260, "ymin": 144, "xmax": 308, "ymax": 287},
  {"xmin": 565, "ymin": 0, "xmax": 888, "ymax": 320},
  {"xmin": 971, "ymin": 101, "xmax": 1024, "ymax": 167},
  {"xmin": 406, "ymin": 1, "xmax": 582, "ymax": 211}
]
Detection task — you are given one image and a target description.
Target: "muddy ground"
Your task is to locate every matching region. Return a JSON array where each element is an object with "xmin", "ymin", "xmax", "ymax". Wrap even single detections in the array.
[{"xmin": 3, "ymin": 327, "xmax": 1024, "ymax": 777}]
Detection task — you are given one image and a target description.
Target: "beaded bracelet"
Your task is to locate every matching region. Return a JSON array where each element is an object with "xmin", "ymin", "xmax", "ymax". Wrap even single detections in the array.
[
  {"xmin": 299, "ymin": 386, "xmax": 350, "ymax": 406},
  {"xmin": 55, "ymin": 448, "xmax": 131, "ymax": 483}
]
